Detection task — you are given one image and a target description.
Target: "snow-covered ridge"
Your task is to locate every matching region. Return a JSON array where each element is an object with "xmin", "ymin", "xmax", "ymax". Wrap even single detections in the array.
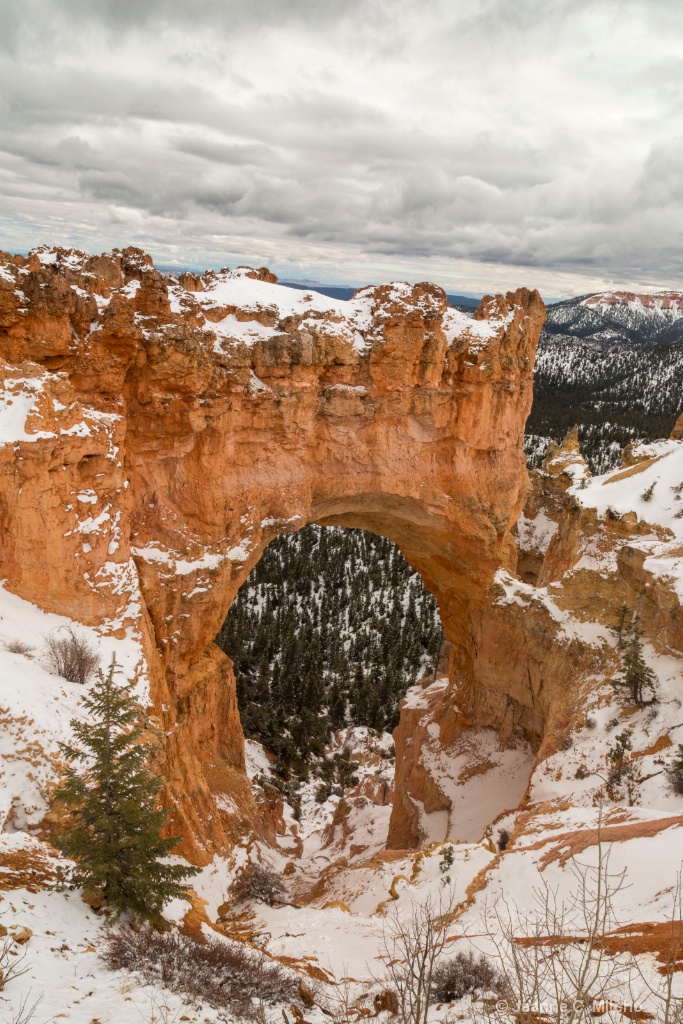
[
  {"xmin": 568, "ymin": 438, "xmax": 683, "ymax": 602},
  {"xmin": 545, "ymin": 289, "xmax": 683, "ymax": 344},
  {"xmin": 528, "ymin": 288, "xmax": 683, "ymax": 475},
  {"xmin": 583, "ymin": 290, "xmax": 683, "ymax": 314},
  {"xmin": 171, "ymin": 266, "xmax": 503, "ymax": 355},
  {"xmin": 1, "ymin": 246, "xmax": 521, "ymax": 366}
]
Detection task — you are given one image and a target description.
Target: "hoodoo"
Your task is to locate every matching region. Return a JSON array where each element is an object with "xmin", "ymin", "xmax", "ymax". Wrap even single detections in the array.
[{"xmin": 0, "ymin": 246, "xmax": 545, "ymax": 860}]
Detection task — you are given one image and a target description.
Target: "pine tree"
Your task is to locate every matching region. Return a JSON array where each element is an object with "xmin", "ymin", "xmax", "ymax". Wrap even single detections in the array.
[
  {"xmin": 667, "ymin": 743, "xmax": 683, "ymax": 796},
  {"xmin": 612, "ymin": 614, "xmax": 657, "ymax": 707},
  {"xmin": 607, "ymin": 730, "xmax": 632, "ymax": 783},
  {"xmin": 611, "ymin": 603, "xmax": 632, "ymax": 646},
  {"xmin": 54, "ymin": 654, "xmax": 198, "ymax": 923}
]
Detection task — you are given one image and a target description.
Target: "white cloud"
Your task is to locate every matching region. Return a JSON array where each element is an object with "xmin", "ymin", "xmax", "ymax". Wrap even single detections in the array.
[{"xmin": 0, "ymin": 0, "xmax": 681, "ymax": 297}]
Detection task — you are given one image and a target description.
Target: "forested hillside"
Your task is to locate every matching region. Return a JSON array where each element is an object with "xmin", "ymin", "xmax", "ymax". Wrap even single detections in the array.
[
  {"xmin": 526, "ymin": 292, "xmax": 683, "ymax": 472},
  {"xmin": 216, "ymin": 526, "xmax": 443, "ymax": 779}
]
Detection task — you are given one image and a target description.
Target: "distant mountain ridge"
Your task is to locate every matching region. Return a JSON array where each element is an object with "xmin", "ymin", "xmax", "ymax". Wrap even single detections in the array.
[
  {"xmin": 527, "ymin": 290, "xmax": 683, "ymax": 473},
  {"xmin": 545, "ymin": 290, "xmax": 683, "ymax": 346}
]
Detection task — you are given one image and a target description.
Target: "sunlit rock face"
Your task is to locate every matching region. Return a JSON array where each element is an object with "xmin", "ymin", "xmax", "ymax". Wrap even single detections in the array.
[{"xmin": 0, "ymin": 245, "xmax": 544, "ymax": 861}]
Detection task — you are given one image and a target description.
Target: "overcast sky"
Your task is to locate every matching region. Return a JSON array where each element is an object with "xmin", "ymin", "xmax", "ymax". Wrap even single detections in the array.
[{"xmin": 1, "ymin": 0, "xmax": 682, "ymax": 297}]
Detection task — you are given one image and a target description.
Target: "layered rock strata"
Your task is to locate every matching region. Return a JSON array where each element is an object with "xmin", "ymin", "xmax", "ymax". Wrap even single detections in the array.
[
  {"xmin": 0, "ymin": 245, "xmax": 544, "ymax": 859},
  {"xmin": 388, "ymin": 425, "xmax": 683, "ymax": 848}
]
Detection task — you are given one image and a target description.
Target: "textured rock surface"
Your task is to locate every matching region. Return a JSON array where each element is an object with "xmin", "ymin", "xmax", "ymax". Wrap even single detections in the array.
[
  {"xmin": 0, "ymin": 245, "xmax": 544, "ymax": 860},
  {"xmin": 388, "ymin": 428, "xmax": 683, "ymax": 848}
]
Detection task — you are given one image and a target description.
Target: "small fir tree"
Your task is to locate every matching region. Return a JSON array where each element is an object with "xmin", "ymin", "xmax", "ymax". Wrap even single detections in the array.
[
  {"xmin": 611, "ymin": 603, "xmax": 632, "ymax": 647},
  {"xmin": 668, "ymin": 744, "xmax": 683, "ymax": 796},
  {"xmin": 607, "ymin": 730, "xmax": 633, "ymax": 783},
  {"xmin": 612, "ymin": 611, "xmax": 657, "ymax": 707},
  {"xmin": 54, "ymin": 654, "xmax": 198, "ymax": 922}
]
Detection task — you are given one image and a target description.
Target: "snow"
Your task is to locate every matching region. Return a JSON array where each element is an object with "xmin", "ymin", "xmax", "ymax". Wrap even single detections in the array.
[
  {"xmin": 194, "ymin": 272, "xmax": 354, "ymax": 320},
  {"xmin": 400, "ymin": 680, "xmax": 535, "ymax": 844},
  {"xmin": 442, "ymin": 304, "xmax": 510, "ymax": 350},
  {"xmin": 226, "ymin": 538, "xmax": 252, "ymax": 563},
  {"xmin": 567, "ymin": 439, "xmax": 683, "ymax": 601},
  {"xmin": 131, "ymin": 543, "xmax": 230, "ymax": 575},
  {"xmin": 34, "ymin": 249, "xmax": 57, "ymax": 265},
  {"xmin": 119, "ymin": 279, "xmax": 140, "ymax": 298},
  {"xmin": 210, "ymin": 311, "xmax": 278, "ymax": 346},
  {"xmin": 402, "ymin": 675, "xmax": 449, "ymax": 710},
  {"xmin": 0, "ymin": 375, "xmax": 90, "ymax": 445},
  {"xmin": 494, "ymin": 568, "xmax": 536, "ymax": 608},
  {"xmin": 185, "ymin": 271, "xmax": 510, "ymax": 360},
  {"xmin": 0, "ymin": 885, "xmax": 245, "ymax": 1024},
  {"xmin": 516, "ymin": 509, "xmax": 558, "ymax": 554},
  {"xmin": 6, "ymin": 256, "xmax": 683, "ymax": 1017},
  {"xmin": 0, "ymin": 581, "xmax": 144, "ymax": 831},
  {"xmin": 571, "ymin": 440, "xmax": 683, "ymax": 536},
  {"xmin": 422, "ymin": 732, "xmax": 534, "ymax": 843},
  {"xmin": 584, "ymin": 290, "xmax": 683, "ymax": 319}
]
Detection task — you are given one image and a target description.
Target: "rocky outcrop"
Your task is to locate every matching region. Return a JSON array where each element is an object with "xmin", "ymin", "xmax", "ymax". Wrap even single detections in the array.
[
  {"xmin": 671, "ymin": 411, "xmax": 683, "ymax": 441},
  {"xmin": 0, "ymin": 245, "xmax": 544, "ymax": 860},
  {"xmin": 388, "ymin": 425, "xmax": 683, "ymax": 848}
]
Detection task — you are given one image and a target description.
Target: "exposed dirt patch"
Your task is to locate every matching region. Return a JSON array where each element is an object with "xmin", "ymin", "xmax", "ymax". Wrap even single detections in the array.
[
  {"xmin": 522, "ymin": 815, "xmax": 683, "ymax": 869},
  {"xmin": 0, "ymin": 846, "xmax": 56, "ymax": 892}
]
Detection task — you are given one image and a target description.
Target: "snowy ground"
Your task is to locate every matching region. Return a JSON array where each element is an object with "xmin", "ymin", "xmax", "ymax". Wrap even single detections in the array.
[{"xmin": 4, "ymin": 440, "xmax": 683, "ymax": 1019}]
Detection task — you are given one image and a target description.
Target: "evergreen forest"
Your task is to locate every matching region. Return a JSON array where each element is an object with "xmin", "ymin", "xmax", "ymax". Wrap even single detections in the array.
[{"xmin": 216, "ymin": 526, "xmax": 444, "ymax": 779}]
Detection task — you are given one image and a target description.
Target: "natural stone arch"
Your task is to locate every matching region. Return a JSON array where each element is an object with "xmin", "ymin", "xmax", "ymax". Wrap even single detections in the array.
[{"xmin": 0, "ymin": 247, "xmax": 545, "ymax": 861}]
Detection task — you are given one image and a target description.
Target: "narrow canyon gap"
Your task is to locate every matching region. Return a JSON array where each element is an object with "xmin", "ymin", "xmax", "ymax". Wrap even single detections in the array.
[{"xmin": 0, "ymin": 247, "xmax": 545, "ymax": 861}]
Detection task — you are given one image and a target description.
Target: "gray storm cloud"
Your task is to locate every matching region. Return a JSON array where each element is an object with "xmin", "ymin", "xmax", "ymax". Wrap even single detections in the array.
[{"xmin": 0, "ymin": 0, "xmax": 681, "ymax": 295}]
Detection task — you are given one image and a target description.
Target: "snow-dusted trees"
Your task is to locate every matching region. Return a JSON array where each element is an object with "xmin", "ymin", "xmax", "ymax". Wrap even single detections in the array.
[
  {"xmin": 217, "ymin": 525, "xmax": 444, "ymax": 779},
  {"xmin": 668, "ymin": 744, "xmax": 683, "ymax": 795},
  {"xmin": 611, "ymin": 605, "xmax": 657, "ymax": 707}
]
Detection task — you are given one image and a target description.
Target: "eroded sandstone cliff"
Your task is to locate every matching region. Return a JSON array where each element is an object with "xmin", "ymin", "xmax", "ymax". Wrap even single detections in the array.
[
  {"xmin": 387, "ymin": 424, "xmax": 683, "ymax": 848},
  {"xmin": 0, "ymin": 245, "xmax": 544, "ymax": 860}
]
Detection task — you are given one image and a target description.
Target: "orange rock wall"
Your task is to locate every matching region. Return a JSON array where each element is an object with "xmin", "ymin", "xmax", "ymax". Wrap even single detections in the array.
[{"xmin": 0, "ymin": 246, "xmax": 544, "ymax": 860}]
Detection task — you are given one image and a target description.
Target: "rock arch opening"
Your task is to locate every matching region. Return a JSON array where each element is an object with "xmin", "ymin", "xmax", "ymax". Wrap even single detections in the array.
[{"xmin": 215, "ymin": 525, "xmax": 445, "ymax": 830}]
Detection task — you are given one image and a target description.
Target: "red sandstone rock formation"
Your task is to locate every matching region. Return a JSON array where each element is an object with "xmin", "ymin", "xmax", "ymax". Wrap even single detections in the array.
[{"xmin": 0, "ymin": 245, "xmax": 544, "ymax": 861}]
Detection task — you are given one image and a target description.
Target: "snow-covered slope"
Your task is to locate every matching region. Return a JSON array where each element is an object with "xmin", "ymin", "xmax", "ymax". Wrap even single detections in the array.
[
  {"xmin": 549, "ymin": 291, "xmax": 683, "ymax": 346},
  {"xmin": 5, "ymin": 259, "xmax": 683, "ymax": 1019},
  {"xmin": 527, "ymin": 291, "xmax": 683, "ymax": 473}
]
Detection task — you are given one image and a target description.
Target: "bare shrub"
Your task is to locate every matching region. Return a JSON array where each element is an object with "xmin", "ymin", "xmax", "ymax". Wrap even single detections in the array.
[
  {"xmin": 431, "ymin": 950, "xmax": 504, "ymax": 1003},
  {"xmin": 482, "ymin": 818, "xmax": 630, "ymax": 1024},
  {"xmin": 497, "ymin": 829, "xmax": 510, "ymax": 852},
  {"xmin": 44, "ymin": 626, "xmax": 99, "ymax": 685},
  {"xmin": 101, "ymin": 926, "xmax": 298, "ymax": 1015},
  {"xmin": 378, "ymin": 890, "xmax": 456, "ymax": 1024},
  {"xmin": 2, "ymin": 992, "xmax": 42, "ymax": 1024},
  {"xmin": 135, "ymin": 989, "xmax": 185, "ymax": 1024},
  {"xmin": 230, "ymin": 862, "xmax": 285, "ymax": 906},
  {"xmin": 0, "ymin": 933, "xmax": 31, "ymax": 991},
  {"xmin": 626, "ymin": 869, "xmax": 683, "ymax": 1024},
  {"xmin": 3, "ymin": 640, "xmax": 34, "ymax": 657}
]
